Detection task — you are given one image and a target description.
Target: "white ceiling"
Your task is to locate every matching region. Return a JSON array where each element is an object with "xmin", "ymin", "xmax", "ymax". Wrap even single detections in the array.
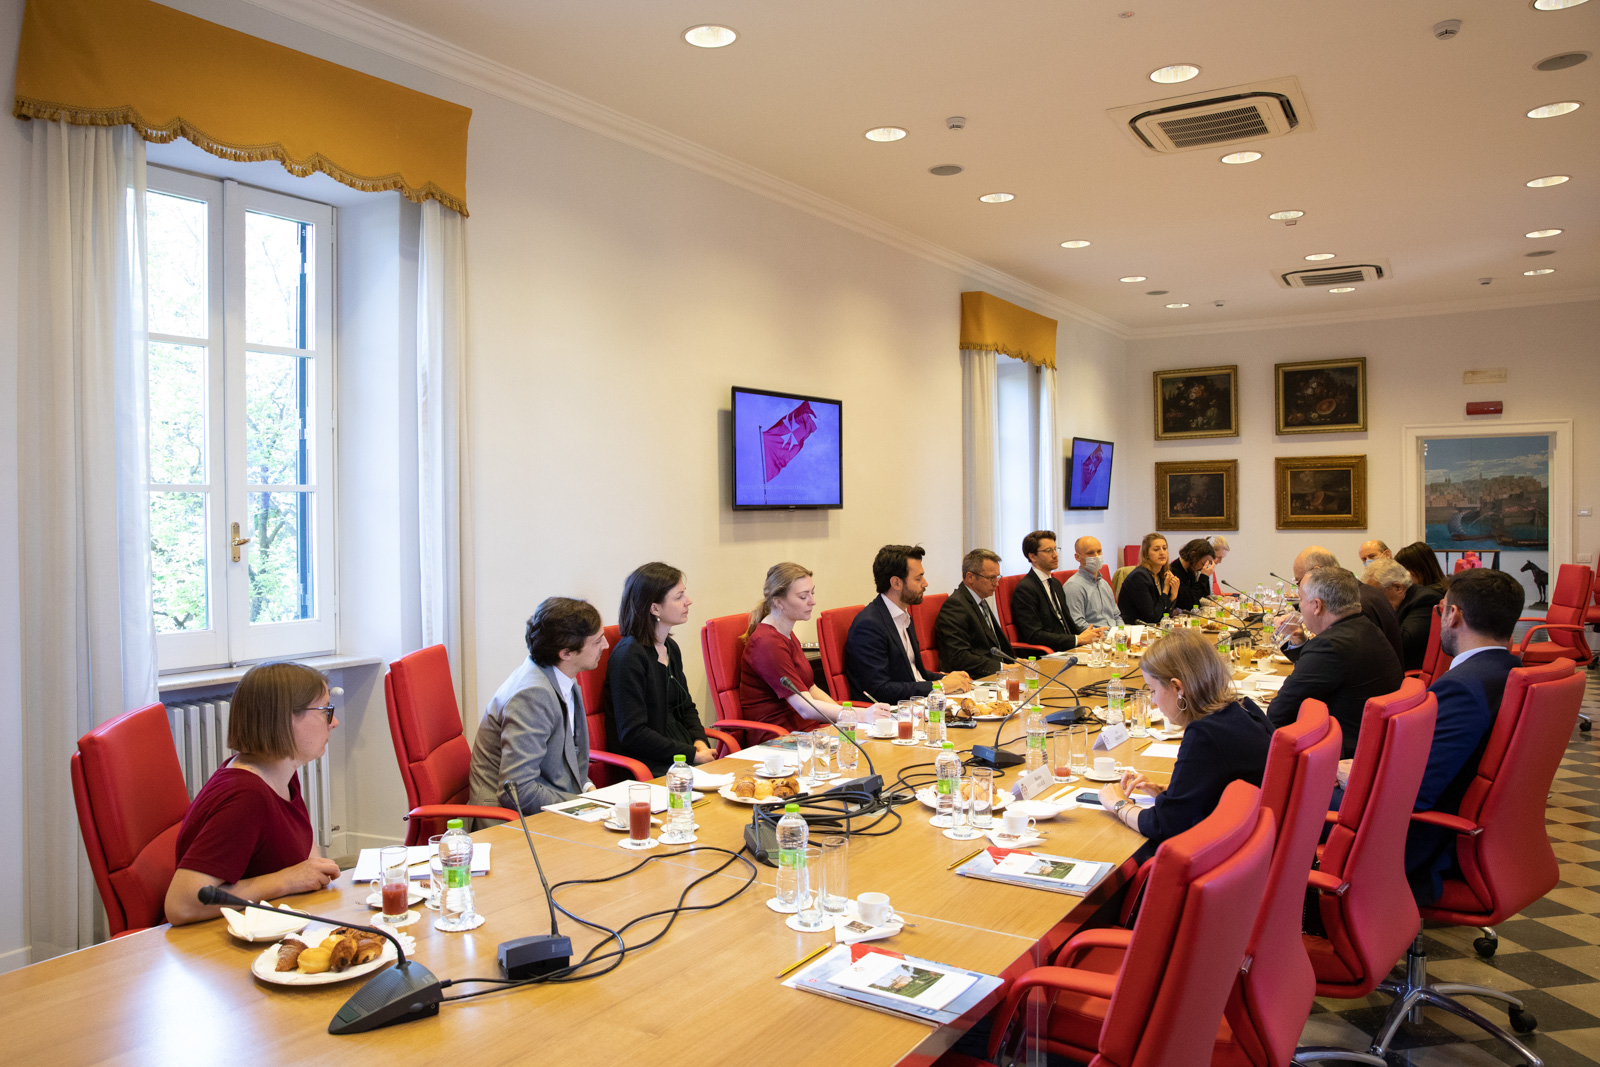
[{"xmin": 311, "ymin": 0, "xmax": 1598, "ymax": 334}]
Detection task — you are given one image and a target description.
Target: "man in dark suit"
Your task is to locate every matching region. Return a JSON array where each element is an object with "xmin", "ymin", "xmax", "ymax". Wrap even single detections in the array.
[
  {"xmin": 1009, "ymin": 529, "xmax": 1108, "ymax": 653},
  {"xmin": 934, "ymin": 548, "xmax": 1013, "ymax": 677},
  {"xmin": 1279, "ymin": 545, "xmax": 1404, "ymax": 665},
  {"xmin": 844, "ymin": 544, "xmax": 972, "ymax": 703},
  {"xmin": 1268, "ymin": 566, "xmax": 1405, "ymax": 757},
  {"xmin": 1404, "ymin": 567, "xmax": 1525, "ymax": 902}
]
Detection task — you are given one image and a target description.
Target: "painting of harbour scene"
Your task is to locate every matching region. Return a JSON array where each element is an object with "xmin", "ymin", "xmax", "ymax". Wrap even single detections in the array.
[{"xmin": 1423, "ymin": 435, "xmax": 1549, "ymax": 550}]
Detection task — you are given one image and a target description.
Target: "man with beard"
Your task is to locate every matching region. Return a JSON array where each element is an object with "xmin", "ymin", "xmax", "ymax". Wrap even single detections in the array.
[{"xmin": 843, "ymin": 544, "xmax": 972, "ymax": 703}]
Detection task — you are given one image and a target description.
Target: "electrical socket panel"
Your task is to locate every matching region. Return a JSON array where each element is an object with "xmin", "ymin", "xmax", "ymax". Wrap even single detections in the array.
[{"xmin": 1580, "ymin": 553, "xmax": 1594, "ymax": 565}]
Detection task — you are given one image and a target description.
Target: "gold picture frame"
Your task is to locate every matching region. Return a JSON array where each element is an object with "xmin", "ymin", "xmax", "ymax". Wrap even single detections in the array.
[
  {"xmin": 1152, "ymin": 365, "xmax": 1239, "ymax": 440},
  {"xmin": 1274, "ymin": 455, "xmax": 1368, "ymax": 529},
  {"xmin": 1155, "ymin": 459, "xmax": 1239, "ymax": 531},
  {"xmin": 1275, "ymin": 356, "xmax": 1367, "ymax": 434}
]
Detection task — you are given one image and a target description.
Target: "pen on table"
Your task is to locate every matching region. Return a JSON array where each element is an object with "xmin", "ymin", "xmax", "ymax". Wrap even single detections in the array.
[
  {"xmin": 775, "ymin": 943, "xmax": 834, "ymax": 981},
  {"xmin": 947, "ymin": 846, "xmax": 987, "ymax": 871}
]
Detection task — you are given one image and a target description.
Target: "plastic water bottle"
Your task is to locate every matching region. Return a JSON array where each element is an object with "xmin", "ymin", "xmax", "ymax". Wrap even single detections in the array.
[
  {"xmin": 1275, "ymin": 579, "xmax": 1286, "ymax": 608},
  {"xmin": 1112, "ymin": 626, "xmax": 1129, "ymax": 668},
  {"xmin": 1255, "ymin": 583, "xmax": 1266, "ymax": 608},
  {"xmin": 1106, "ymin": 675, "xmax": 1126, "ymax": 727},
  {"xmin": 1159, "ymin": 612, "xmax": 1172, "ymax": 632},
  {"xmin": 926, "ymin": 683, "xmax": 947, "ymax": 747},
  {"xmin": 663, "ymin": 755, "xmax": 695, "ymax": 842},
  {"xmin": 1024, "ymin": 706, "xmax": 1047, "ymax": 771},
  {"xmin": 775, "ymin": 803, "xmax": 808, "ymax": 908},
  {"xmin": 837, "ymin": 703, "xmax": 858, "ymax": 772},
  {"xmin": 935, "ymin": 742, "xmax": 961, "ymax": 822},
  {"xmin": 436, "ymin": 818, "xmax": 476, "ymax": 931}
]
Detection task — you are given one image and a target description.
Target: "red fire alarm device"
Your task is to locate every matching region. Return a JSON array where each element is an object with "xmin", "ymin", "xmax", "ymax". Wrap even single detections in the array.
[{"xmin": 1466, "ymin": 401, "xmax": 1503, "ymax": 416}]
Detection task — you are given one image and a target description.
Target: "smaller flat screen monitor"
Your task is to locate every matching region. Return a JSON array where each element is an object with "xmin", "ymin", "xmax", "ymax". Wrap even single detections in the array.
[
  {"xmin": 1067, "ymin": 437, "xmax": 1113, "ymax": 509},
  {"xmin": 731, "ymin": 387, "xmax": 843, "ymax": 510}
]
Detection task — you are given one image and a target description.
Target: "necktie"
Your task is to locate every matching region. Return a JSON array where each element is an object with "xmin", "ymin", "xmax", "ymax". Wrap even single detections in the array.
[
  {"xmin": 982, "ymin": 600, "xmax": 1002, "ymax": 643},
  {"xmin": 1045, "ymin": 577, "xmax": 1066, "ymax": 627}
]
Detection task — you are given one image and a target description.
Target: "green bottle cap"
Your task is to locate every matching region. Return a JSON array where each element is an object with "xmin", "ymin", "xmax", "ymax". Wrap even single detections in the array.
[
  {"xmin": 785, "ymin": 803, "xmax": 799, "ymax": 814},
  {"xmin": 447, "ymin": 819, "xmax": 463, "ymax": 830},
  {"xmin": 841, "ymin": 701, "xmax": 853, "ymax": 707},
  {"xmin": 674, "ymin": 754, "xmax": 687, "ymax": 763},
  {"xmin": 942, "ymin": 741, "xmax": 955, "ymax": 750}
]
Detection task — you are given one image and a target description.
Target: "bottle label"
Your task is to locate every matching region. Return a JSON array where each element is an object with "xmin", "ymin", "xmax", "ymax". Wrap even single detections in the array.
[
  {"xmin": 928, "ymin": 708, "xmax": 943, "ymax": 723},
  {"xmin": 1028, "ymin": 734, "xmax": 1046, "ymax": 750},
  {"xmin": 937, "ymin": 777, "xmax": 954, "ymax": 795},
  {"xmin": 779, "ymin": 848, "xmax": 798, "ymax": 869},
  {"xmin": 669, "ymin": 792, "xmax": 686, "ymax": 810},
  {"xmin": 842, "ymin": 729, "xmax": 856, "ymax": 742},
  {"xmin": 446, "ymin": 866, "xmax": 470, "ymax": 889}
]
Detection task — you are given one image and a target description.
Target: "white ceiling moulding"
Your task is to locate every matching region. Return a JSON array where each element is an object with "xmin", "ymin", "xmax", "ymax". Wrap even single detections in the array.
[{"xmin": 244, "ymin": 0, "xmax": 1129, "ymax": 339}]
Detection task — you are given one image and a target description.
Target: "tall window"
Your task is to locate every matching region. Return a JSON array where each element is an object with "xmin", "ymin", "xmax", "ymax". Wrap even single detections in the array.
[
  {"xmin": 995, "ymin": 359, "xmax": 1041, "ymax": 573},
  {"xmin": 146, "ymin": 169, "xmax": 336, "ymax": 671}
]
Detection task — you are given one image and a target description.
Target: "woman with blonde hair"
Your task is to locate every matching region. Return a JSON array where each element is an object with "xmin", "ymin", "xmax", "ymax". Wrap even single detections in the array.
[
  {"xmin": 1117, "ymin": 532, "xmax": 1181, "ymax": 624},
  {"xmin": 739, "ymin": 562, "xmax": 885, "ymax": 730},
  {"xmin": 1097, "ymin": 628, "xmax": 1272, "ymax": 846}
]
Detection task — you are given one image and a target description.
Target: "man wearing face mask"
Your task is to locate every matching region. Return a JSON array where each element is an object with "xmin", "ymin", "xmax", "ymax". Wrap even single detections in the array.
[{"xmin": 1063, "ymin": 536, "xmax": 1122, "ymax": 631}]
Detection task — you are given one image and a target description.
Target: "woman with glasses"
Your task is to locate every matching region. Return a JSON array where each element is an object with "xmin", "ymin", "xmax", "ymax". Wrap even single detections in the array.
[
  {"xmin": 164, "ymin": 661, "xmax": 342, "ymax": 925},
  {"xmin": 605, "ymin": 562, "xmax": 714, "ymax": 777}
]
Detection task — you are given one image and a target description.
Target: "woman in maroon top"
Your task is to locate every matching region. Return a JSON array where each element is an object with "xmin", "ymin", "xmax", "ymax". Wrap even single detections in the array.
[
  {"xmin": 739, "ymin": 562, "xmax": 888, "ymax": 730},
  {"xmin": 164, "ymin": 662, "xmax": 342, "ymax": 925}
]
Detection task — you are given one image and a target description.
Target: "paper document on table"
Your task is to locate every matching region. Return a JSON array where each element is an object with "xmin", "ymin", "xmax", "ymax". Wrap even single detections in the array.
[
  {"xmin": 955, "ymin": 848, "xmax": 1115, "ymax": 896},
  {"xmin": 353, "ymin": 843, "xmax": 490, "ymax": 882},
  {"xmin": 1140, "ymin": 742, "xmax": 1182, "ymax": 759},
  {"xmin": 827, "ymin": 951, "xmax": 976, "ymax": 1012},
  {"xmin": 723, "ymin": 744, "xmax": 797, "ymax": 765},
  {"xmin": 1254, "ymin": 675, "xmax": 1287, "ymax": 692},
  {"xmin": 784, "ymin": 944, "xmax": 1003, "ymax": 1027},
  {"xmin": 691, "ymin": 769, "xmax": 735, "ymax": 791}
]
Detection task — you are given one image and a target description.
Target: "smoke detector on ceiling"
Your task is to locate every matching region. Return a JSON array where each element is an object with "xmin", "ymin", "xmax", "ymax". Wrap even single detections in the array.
[
  {"xmin": 1107, "ymin": 76, "xmax": 1312, "ymax": 154},
  {"xmin": 1278, "ymin": 261, "xmax": 1390, "ymax": 288}
]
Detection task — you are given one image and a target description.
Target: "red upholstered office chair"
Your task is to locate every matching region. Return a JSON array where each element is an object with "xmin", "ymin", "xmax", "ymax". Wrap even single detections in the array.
[
  {"xmin": 1052, "ymin": 568, "xmax": 1073, "ymax": 584},
  {"xmin": 71, "ymin": 703, "xmax": 192, "ymax": 937},
  {"xmin": 1122, "ymin": 544, "xmax": 1140, "ymax": 567},
  {"xmin": 1405, "ymin": 605, "xmax": 1448, "ymax": 688},
  {"xmin": 573, "ymin": 626, "xmax": 655, "ymax": 787},
  {"xmin": 816, "ymin": 604, "xmax": 863, "ymax": 702},
  {"xmin": 994, "ymin": 574, "xmax": 1054, "ymax": 657},
  {"xmin": 980, "ymin": 781, "xmax": 1275, "ymax": 1066},
  {"xmin": 1213, "ymin": 573, "xmax": 1223, "ymax": 596},
  {"xmin": 1355, "ymin": 660, "xmax": 1587, "ymax": 1063},
  {"xmin": 910, "ymin": 593, "xmax": 946, "ymax": 674},
  {"xmin": 386, "ymin": 645, "xmax": 521, "ymax": 844},
  {"xmin": 1516, "ymin": 563, "xmax": 1593, "ymax": 669},
  {"xmin": 1019, "ymin": 702, "xmax": 1341, "ymax": 1067},
  {"xmin": 1293, "ymin": 680, "xmax": 1437, "ymax": 1065},
  {"xmin": 698, "ymin": 613, "xmax": 792, "ymax": 753}
]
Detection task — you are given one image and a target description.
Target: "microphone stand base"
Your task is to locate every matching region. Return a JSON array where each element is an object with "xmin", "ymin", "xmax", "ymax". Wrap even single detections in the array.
[
  {"xmin": 969, "ymin": 746, "xmax": 1025, "ymax": 768},
  {"xmin": 328, "ymin": 960, "xmax": 443, "ymax": 1034},
  {"xmin": 499, "ymin": 934, "xmax": 574, "ymax": 980}
]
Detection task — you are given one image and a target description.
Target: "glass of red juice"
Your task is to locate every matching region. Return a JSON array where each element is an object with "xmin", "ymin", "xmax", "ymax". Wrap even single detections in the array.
[
  {"xmin": 897, "ymin": 716, "xmax": 914, "ymax": 740},
  {"xmin": 628, "ymin": 783, "xmax": 653, "ymax": 843},
  {"xmin": 1007, "ymin": 676, "xmax": 1022, "ymax": 702},
  {"xmin": 378, "ymin": 845, "xmax": 410, "ymax": 921}
]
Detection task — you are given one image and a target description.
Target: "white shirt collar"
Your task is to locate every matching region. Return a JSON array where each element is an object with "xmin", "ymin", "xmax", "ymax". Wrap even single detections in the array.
[
  {"xmin": 880, "ymin": 592, "xmax": 908, "ymax": 623},
  {"xmin": 1032, "ymin": 565, "xmax": 1054, "ymax": 583},
  {"xmin": 964, "ymin": 583, "xmax": 989, "ymax": 608},
  {"xmin": 547, "ymin": 665, "xmax": 580, "ymax": 730},
  {"xmin": 1449, "ymin": 644, "xmax": 1504, "ymax": 669}
]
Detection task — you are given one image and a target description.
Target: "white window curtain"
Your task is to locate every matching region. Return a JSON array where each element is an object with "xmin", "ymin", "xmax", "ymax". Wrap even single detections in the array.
[
  {"xmin": 416, "ymin": 200, "xmax": 470, "ymax": 704},
  {"xmin": 960, "ymin": 348, "xmax": 999, "ymax": 553},
  {"xmin": 18, "ymin": 121, "xmax": 158, "ymax": 960},
  {"xmin": 1034, "ymin": 363, "xmax": 1060, "ymax": 532}
]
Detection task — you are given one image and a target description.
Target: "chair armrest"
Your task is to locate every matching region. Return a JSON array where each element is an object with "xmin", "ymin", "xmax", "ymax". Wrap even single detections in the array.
[
  {"xmin": 1405, "ymin": 669, "xmax": 1423, "ymax": 680},
  {"xmin": 589, "ymin": 750, "xmax": 653, "ymax": 782},
  {"xmin": 705, "ymin": 727, "xmax": 741, "ymax": 756},
  {"xmin": 1324, "ymin": 810, "xmax": 1340, "ymax": 824},
  {"xmin": 407, "ymin": 803, "xmax": 519, "ymax": 824},
  {"xmin": 1518, "ymin": 623, "xmax": 1587, "ymax": 652},
  {"xmin": 1410, "ymin": 810, "xmax": 1482, "ymax": 836},
  {"xmin": 1115, "ymin": 858, "xmax": 1155, "ymax": 927},
  {"xmin": 1057, "ymin": 927, "xmax": 1134, "ymax": 968},
  {"xmin": 987, "ymin": 967, "xmax": 1120, "ymax": 1059},
  {"xmin": 711, "ymin": 719, "xmax": 790, "ymax": 738},
  {"xmin": 1013, "ymin": 643, "xmax": 1055, "ymax": 658},
  {"xmin": 1307, "ymin": 870, "xmax": 1350, "ymax": 897}
]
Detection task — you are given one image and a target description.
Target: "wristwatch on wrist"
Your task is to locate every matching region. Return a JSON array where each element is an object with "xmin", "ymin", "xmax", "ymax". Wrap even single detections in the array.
[{"xmin": 1113, "ymin": 798, "xmax": 1133, "ymax": 814}]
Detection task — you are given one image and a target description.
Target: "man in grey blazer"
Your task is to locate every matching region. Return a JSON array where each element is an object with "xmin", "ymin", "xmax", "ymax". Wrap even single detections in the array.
[{"xmin": 469, "ymin": 597, "xmax": 609, "ymax": 816}]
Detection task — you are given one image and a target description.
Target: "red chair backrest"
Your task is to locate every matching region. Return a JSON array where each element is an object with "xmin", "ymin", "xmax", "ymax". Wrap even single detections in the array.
[
  {"xmin": 1425, "ymin": 660, "xmax": 1584, "ymax": 924},
  {"xmin": 700, "ymin": 613, "xmax": 749, "ymax": 723},
  {"xmin": 1544, "ymin": 564, "xmax": 1594, "ymax": 657},
  {"xmin": 1311, "ymin": 679, "xmax": 1436, "ymax": 994},
  {"xmin": 1100, "ymin": 781, "xmax": 1275, "ymax": 1067},
  {"xmin": 910, "ymin": 593, "xmax": 946, "ymax": 674},
  {"xmin": 385, "ymin": 645, "xmax": 472, "ymax": 845},
  {"xmin": 1416, "ymin": 604, "xmax": 1446, "ymax": 685},
  {"xmin": 817, "ymin": 605, "xmax": 863, "ymax": 702},
  {"xmin": 1226, "ymin": 700, "xmax": 1342, "ymax": 1067},
  {"xmin": 995, "ymin": 574, "xmax": 1024, "ymax": 639},
  {"xmin": 1122, "ymin": 544, "xmax": 1140, "ymax": 567},
  {"xmin": 1053, "ymin": 569, "xmax": 1073, "ymax": 584},
  {"xmin": 70, "ymin": 703, "xmax": 191, "ymax": 936},
  {"xmin": 580, "ymin": 622, "xmax": 622, "ymax": 745},
  {"xmin": 1212, "ymin": 573, "xmax": 1223, "ymax": 595}
]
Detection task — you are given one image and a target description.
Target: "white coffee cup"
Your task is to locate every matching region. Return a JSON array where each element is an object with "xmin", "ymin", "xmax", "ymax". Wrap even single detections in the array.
[
  {"xmin": 1000, "ymin": 810, "xmax": 1038, "ymax": 839},
  {"xmin": 871, "ymin": 719, "xmax": 895, "ymax": 738},
  {"xmin": 857, "ymin": 892, "xmax": 893, "ymax": 926},
  {"xmin": 1093, "ymin": 756, "xmax": 1116, "ymax": 776},
  {"xmin": 763, "ymin": 752, "xmax": 784, "ymax": 775},
  {"xmin": 610, "ymin": 800, "xmax": 629, "ymax": 826}
]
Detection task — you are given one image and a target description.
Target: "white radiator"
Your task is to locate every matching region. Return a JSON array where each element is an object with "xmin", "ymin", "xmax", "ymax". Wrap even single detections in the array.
[{"xmin": 165, "ymin": 700, "xmax": 333, "ymax": 851}]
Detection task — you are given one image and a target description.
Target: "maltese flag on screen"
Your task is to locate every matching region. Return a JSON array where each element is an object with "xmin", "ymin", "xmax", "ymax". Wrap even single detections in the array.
[{"xmin": 762, "ymin": 401, "xmax": 818, "ymax": 482}]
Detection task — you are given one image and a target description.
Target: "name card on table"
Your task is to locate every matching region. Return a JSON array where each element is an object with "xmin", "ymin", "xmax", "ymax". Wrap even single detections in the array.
[
  {"xmin": 1094, "ymin": 724, "xmax": 1130, "ymax": 752},
  {"xmin": 1013, "ymin": 764, "xmax": 1056, "ymax": 800}
]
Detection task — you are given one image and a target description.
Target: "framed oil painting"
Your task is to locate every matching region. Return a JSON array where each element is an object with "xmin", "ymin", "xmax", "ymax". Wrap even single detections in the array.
[
  {"xmin": 1067, "ymin": 437, "xmax": 1113, "ymax": 509},
  {"xmin": 1275, "ymin": 455, "xmax": 1368, "ymax": 529},
  {"xmin": 1275, "ymin": 357, "xmax": 1367, "ymax": 434},
  {"xmin": 1155, "ymin": 459, "xmax": 1238, "ymax": 531},
  {"xmin": 1153, "ymin": 365, "xmax": 1238, "ymax": 441}
]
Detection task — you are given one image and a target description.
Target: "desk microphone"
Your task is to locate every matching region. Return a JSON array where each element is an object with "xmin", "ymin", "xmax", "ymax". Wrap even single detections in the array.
[
  {"xmin": 197, "ymin": 886, "xmax": 442, "ymax": 1034},
  {"xmin": 780, "ymin": 676, "xmax": 881, "ymax": 790},
  {"xmin": 1269, "ymin": 571, "xmax": 1298, "ymax": 590},
  {"xmin": 1220, "ymin": 580, "xmax": 1268, "ymax": 622},
  {"xmin": 977, "ymin": 649, "xmax": 1086, "ymax": 765},
  {"xmin": 497, "ymin": 781, "xmax": 573, "ymax": 980}
]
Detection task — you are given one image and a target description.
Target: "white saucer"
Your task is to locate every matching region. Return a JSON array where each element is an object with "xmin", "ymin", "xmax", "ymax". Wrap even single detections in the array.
[
  {"xmin": 941, "ymin": 827, "xmax": 986, "ymax": 841},
  {"xmin": 755, "ymin": 767, "xmax": 798, "ymax": 779},
  {"xmin": 785, "ymin": 913, "xmax": 833, "ymax": 933},
  {"xmin": 617, "ymin": 837, "xmax": 660, "ymax": 850},
  {"xmin": 766, "ymin": 896, "xmax": 798, "ymax": 915},
  {"xmin": 1080, "ymin": 770, "xmax": 1123, "ymax": 783},
  {"xmin": 373, "ymin": 909, "xmax": 421, "ymax": 929},
  {"xmin": 890, "ymin": 738, "xmax": 920, "ymax": 746}
]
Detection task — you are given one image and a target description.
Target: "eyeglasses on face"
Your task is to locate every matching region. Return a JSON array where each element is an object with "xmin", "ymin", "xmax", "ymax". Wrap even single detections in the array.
[{"xmin": 302, "ymin": 705, "xmax": 337, "ymax": 724}]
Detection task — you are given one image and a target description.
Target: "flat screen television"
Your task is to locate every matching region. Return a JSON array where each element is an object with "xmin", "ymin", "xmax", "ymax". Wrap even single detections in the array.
[
  {"xmin": 731, "ymin": 386, "xmax": 843, "ymax": 510},
  {"xmin": 1067, "ymin": 437, "xmax": 1113, "ymax": 510}
]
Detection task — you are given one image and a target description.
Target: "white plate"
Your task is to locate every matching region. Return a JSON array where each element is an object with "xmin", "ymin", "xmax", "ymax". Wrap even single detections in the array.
[
  {"xmin": 1079, "ymin": 770, "xmax": 1123, "ymax": 783},
  {"xmin": 601, "ymin": 815, "xmax": 662, "ymax": 832},
  {"xmin": 1013, "ymin": 799, "xmax": 1069, "ymax": 819},
  {"xmin": 365, "ymin": 887, "xmax": 425, "ymax": 909},
  {"xmin": 754, "ymin": 767, "xmax": 799, "ymax": 779},
  {"xmin": 719, "ymin": 784, "xmax": 793, "ymax": 806},
  {"xmin": 251, "ymin": 934, "xmax": 403, "ymax": 986},
  {"xmin": 914, "ymin": 787, "xmax": 1010, "ymax": 812}
]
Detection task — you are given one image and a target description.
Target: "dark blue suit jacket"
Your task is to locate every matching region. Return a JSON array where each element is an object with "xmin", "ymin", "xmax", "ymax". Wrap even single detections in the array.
[
  {"xmin": 1407, "ymin": 647, "xmax": 1520, "ymax": 903},
  {"xmin": 843, "ymin": 596, "xmax": 941, "ymax": 703}
]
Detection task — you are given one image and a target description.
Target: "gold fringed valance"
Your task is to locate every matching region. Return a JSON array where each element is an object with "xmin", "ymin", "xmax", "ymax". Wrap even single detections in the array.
[
  {"xmin": 959, "ymin": 291, "xmax": 1057, "ymax": 370},
  {"xmin": 13, "ymin": 0, "xmax": 472, "ymax": 215}
]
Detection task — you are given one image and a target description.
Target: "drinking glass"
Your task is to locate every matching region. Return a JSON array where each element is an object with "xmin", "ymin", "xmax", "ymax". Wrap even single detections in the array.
[
  {"xmin": 794, "ymin": 847, "xmax": 829, "ymax": 931},
  {"xmin": 1068, "ymin": 724, "xmax": 1091, "ymax": 775},
  {"xmin": 819, "ymin": 837, "xmax": 849, "ymax": 913},
  {"xmin": 1050, "ymin": 732, "xmax": 1075, "ymax": 783},
  {"xmin": 947, "ymin": 778, "xmax": 983, "ymax": 840},
  {"xmin": 379, "ymin": 846, "xmax": 410, "ymax": 922},
  {"xmin": 1130, "ymin": 690, "xmax": 1151, "ymax": 738},
  {"xmin": 627, "ymin": 783, "xmax": 652, "ymax": 844},
  {"xmin": 426, "ymin": 834, "xmax": 445, "ymax": 910},
  {"xmin": 969, "ymin": 767, "xmax": 995, "ymax": 829},
  {"xmin": 795, "ymin": 731, "xmax": 815, "ymax": 781},
  {"xmin": 813, "ymin": 734, "xmax": 837, "ymax": 781},
  {"xmin": 895, "ymin": 705, "xmax": 915, "ymax": 741}
]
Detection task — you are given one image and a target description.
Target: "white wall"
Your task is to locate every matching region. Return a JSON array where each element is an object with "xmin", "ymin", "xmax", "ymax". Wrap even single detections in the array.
[
  {"xmin": 1054, "ymin": 316, "xmax": 1134, "ymax": 560},
  {"xmin": 1120, "ymin": 301, "xmax": 1600, "ymax": 598}
]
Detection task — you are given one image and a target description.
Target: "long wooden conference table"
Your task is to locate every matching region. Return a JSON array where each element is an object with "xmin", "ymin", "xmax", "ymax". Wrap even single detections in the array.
[{"xmin": 0, "ymin": 650, "xmax": 1285, "ymax": 1065}]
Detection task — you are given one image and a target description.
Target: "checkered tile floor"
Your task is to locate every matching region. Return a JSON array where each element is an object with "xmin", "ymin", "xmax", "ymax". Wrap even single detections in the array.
[{"xmin": 1303, "ymin": 667, "xmax": 1600, "ymax": 1066}]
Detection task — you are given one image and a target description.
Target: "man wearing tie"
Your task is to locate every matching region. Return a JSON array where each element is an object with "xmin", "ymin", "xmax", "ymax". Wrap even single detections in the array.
[
  {"xmin": 1010, "ymin": 530, "xmax": 1108, "ymax": 652},
  {"xmin": 469, "ymin": 597, "xmax": 607, "ymax": 816},
  {"xmin": 934, "ymin": 549, "xmax": 1016, "ymax": 677}
]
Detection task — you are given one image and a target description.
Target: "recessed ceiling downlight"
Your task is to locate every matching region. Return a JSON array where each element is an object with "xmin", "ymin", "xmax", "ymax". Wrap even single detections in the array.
[
  {"xmin": 1305, "ymin": 252, "xmax": 1336, "ymax": 261},
  {"xmin": 683, "ymin": 24, "xmax": 737, "ymax": 48},
  {"xmin": 1120, "ymin": 276, "xmax": 1147, "ymax": 283},
  {"xmin": 1532, "ymin": 0, "xmax": 1589, "ymax": 10},
  {"xmin": 1526, "ymin": 249, "xmax": 1557, "ymax": 257},
  {"xmin": 979, "ymin": 192, "xmax": 1015, "ymax": 203},
  {"xmin": 1524, "ymin": 268, "xmax": 1557, "ymax": 275},
  {"xmin": 1221, "ymin": 151, "xmax": 1261, "ymax": 164},
  {"xmin": 1527, "ymin": 101, "xmax": 1581, "ymax": 118},
  {"xmin": 864, "ymin": 126, "xmax": 907, "ymax": 142},
  {"xmin": 1060, "ymin": 240, "xmax": 1091, "ymax": 248},
  {"xmin": 1328, "ymin": 287, "xmax": 1356, "ymax": 293},
  {"xmin": 1146, "ymin": 290, "xmax": 1169, "ymax": 296},
  {"xmin": 1150, "ymin": 64, "xmax": 1201, "ymax": 83},
  {"xmin": 1526, "ymin": 175, "xmax": 1571, "ymax": 188},
  {"xmin": 1165, "ymin": 303, "xmax": 1189, "ymax": 309},
  {"xmin": 1526, "ymin": 228, "xmax": 1563, "ymax": 238},
  {"xmin": 929, "ymin": 164, "xmax": 964, "ymax": 176},
  {"xmin": 1535, "ymin": 52, "xmax": 1590, "ymax": 71},
  {"xmin": 1269, "ymin": 210, "xmax": 1305, "ymax": 220}
]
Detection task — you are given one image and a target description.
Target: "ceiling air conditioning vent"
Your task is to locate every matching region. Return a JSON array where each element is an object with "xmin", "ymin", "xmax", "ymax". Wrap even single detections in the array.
[
  {"xmin": 1280, "ymin": 264, "xmax": 1386, "ymax": 288},
  {"xmin": 1108, "ymin": 77, "xmax": 1312, "ymax": 155}
]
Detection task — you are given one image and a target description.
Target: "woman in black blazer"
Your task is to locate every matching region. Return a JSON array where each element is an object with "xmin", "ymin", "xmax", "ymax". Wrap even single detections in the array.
[
  {"xmin": 1097, "ymin": 629, "xmax": 1272, "ymax": 846},
  {"xmin": 603, "ymin": 562, "xmax": 713, "ymax": 777},
  {"xmin": 1168, "ymin": 538, "xmax": 1217, "ymax": 613},
  {"xmin": 1118, "ymin": 532, "xmax": 1180, "ymax": 624}
]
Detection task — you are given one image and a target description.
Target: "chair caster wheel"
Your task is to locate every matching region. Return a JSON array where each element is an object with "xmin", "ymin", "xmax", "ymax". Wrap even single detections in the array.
[
  {"xmin": 1509, "ymin": 1007, "xmax": 1537, "ymax": 1034},
  {"xmin": 1581, "ymin": 719, "xmax": 1592, "ymax": 732},
  {"xmin": 1473, "ymin": 936, "xmax": 1497, "ymax": 958}
]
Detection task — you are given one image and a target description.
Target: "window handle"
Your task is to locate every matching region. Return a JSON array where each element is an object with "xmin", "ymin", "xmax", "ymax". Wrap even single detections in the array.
[{"xmin": 230, "ymin": 522, "xmax": 252, "ymax": 562}]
